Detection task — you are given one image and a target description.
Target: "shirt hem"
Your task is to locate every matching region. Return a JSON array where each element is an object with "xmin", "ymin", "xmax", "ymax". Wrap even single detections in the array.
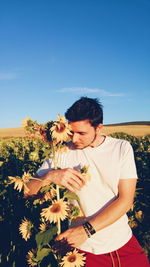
[{"xmin": 77, "ymin": 232, "xmax": 133, "ymax": 255}]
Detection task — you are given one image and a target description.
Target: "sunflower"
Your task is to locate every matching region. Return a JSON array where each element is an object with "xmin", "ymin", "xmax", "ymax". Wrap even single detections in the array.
[
  {"xmin": 9, "ymin": 176, "xmax": 23, "ymax": 192},
  {"xmin": 8, "ymin": 172, "xmax": 30, "ymax": 194},
  {"xmin": 50, "ymin": 114, "xmax": 72, "ymax": 144},
  {"xmin": 43, "ymin": 189, "xmax": 56, "ymax": 201},
  {"xmin": 26, "ymin": 249, "xmax": 37, "ymax": 267},
  {"xmin": 38, "ymin": 189, "xmax": 56, "ymax": 204},
  {"xmin": 40, "ymin": 199, "xmax": 68, "ymax": 223},
  {"xmin": 135, "ymin": 210, "xmax": 144, "ymax": 222},
  {"xmin": 21, "ymin": 117, "xmax": 31, "ymax": 127},
  {"xmin": 60, "ymin": 249, "xmax": 86, "ymax": 267},
  {"xmin": 128, "ymin": 216, "xmax": 138, "ymax": 229},
  {"xmin": 57, "ymin": 114, "xmax": 66, "ymax": 123},
  {"xmin": 52, "ymin": 238, "xmax": 74, "ymax": 257},
  {"xmin": 34, "ymin": 125, "xmax": 47, "ymax": 142},
  {"xmin": 19, "ymin": 218, "xmax": 33, "ymax": 241}
]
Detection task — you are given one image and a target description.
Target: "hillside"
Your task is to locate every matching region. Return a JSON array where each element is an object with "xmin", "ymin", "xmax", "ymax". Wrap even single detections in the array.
[
  {"xmin": 102, "ymin": 124, "xmax": 150, "ymax": 137},
  {"xmin": 0, "ymin": 122, "xmax": 150, "ymax": 138},
  {"xmin": 105, "ymin": 121, "xmax": 150, "ymax": 126}
]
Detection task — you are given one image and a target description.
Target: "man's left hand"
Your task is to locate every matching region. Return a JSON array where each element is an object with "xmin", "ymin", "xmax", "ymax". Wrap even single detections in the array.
[{"xmin": 55, "ymin": 225, "xmax": 88, "ymax": 247}]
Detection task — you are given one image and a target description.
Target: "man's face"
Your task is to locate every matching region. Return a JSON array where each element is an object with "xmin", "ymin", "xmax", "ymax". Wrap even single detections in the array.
[{"xmin": 69, "ymin": 120, "xmax": 99, "ymax": 149}]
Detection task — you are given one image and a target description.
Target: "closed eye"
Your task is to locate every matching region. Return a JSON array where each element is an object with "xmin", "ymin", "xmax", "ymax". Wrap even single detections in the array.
[
  {"xmin": 70, "ymin": 131, "xmax": 86, "ymax": 135},
  {"xmin": 79, "ymin": 132, "xmax": 86, "ymax": 135}
]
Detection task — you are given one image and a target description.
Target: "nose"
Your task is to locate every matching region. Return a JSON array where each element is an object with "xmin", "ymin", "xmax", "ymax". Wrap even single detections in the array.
[{"xmin": 72, "ymin": 133, "xmax": 79, "ymax": 143}]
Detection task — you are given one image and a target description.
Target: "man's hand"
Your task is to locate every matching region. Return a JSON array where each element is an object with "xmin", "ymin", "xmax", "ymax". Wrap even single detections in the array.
[
  {"xmin": 55, "ymin": 225, "xmax": 88, "ymax": 247},
  {"xmin": 43, "ymin": 168, "xmax": 85, "ymax": 192},
  {"xmin": 25, "ymin": 168, "xmax": 85, "ymax": 196}
]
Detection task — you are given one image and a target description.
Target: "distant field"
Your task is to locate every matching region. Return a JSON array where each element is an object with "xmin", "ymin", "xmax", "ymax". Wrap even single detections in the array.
[
  {"xmin": 0, "ymin": 127, "xmax": 26, "ymax": 138},
  {"xmin": 0, "ymin": 124, "xmax": 150, "ymax": 138},
  {"xmin": 102, "ymin": 125, "xmax": 150, "ymax": 137}
]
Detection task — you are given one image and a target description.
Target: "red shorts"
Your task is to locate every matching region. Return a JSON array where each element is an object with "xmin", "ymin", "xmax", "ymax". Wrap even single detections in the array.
[{"xmin": 78, "ymin": 235, "xmax": 149, "ymax": 267}]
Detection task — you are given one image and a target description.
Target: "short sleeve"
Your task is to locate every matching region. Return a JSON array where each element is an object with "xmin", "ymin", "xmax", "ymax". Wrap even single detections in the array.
[
  {"xmin": 36, "ymin": 159, "xmax": 53, "ymax": 177},
  {"xmin": 120, "ymin": 141, "xmax": 138, "ymax": 179}
]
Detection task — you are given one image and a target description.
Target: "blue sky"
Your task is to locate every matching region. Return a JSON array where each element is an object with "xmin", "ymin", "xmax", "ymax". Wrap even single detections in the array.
[{"xmin": 0, "ymin": 0, "xmax": 150, "ymax": 128}]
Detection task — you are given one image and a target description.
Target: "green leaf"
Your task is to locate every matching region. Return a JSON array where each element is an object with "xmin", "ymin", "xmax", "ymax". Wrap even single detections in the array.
[
  {"xmin": 64, "ymin": 190, "xmax": 79, "ymax": 201},
  {"xmin": 29, "ymin": 151, "xmax": 39, "ymax": 161},
  {"xmin": 35, "ymin": 226, "xmax": 57, "ymax": 249},
  {"xmin": 35, "ymin": 248, "xmax": 51, "ymax": 262},
  {"xmin": 40, "ymin": 184, "xmax": 53, "ymax": 194},
  {"xmin": 70, "ymin": 206, "xmax": 80, "ymax": 218},
  {"xmin": 58, "ymin": 185, "xmax": 66, "ymax": 190}
]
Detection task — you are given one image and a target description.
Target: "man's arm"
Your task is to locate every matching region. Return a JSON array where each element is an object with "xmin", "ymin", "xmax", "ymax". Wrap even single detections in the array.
[
  {"xmin": 56, "ymin": 178, "xmax": 137, "ymax": 246},
  {"xmin": 89, "ymin": 178, "xmax": 137, "ymax": 231},
  {"xmin": 25, "ymin": 168, "xmax": 85, "ymax": 196}
]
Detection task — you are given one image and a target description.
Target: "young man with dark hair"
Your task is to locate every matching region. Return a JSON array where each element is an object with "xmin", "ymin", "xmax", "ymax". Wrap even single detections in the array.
[
  {"xmin": 27, "ymin": 97, "xmax": 149, "ymax": 266},
  {"xmin": 65, "ymin": 97, "xmax": 103, "ymax": 127}
]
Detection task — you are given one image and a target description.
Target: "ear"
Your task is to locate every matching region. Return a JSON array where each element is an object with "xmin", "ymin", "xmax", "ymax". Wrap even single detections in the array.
[{"xmin": 96, "ymin": 124, "xmax": 103, "ymax": 133}]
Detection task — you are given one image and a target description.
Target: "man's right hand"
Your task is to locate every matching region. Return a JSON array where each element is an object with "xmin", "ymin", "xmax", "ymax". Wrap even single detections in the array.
[{"xmin": 43, "ymin": 168, "xmax": 85, "ymax": 192}]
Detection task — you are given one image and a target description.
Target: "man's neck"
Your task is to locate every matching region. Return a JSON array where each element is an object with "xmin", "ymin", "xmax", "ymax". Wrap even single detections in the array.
[{"xmin": 90, "ymin": 134, "xmax": 106, "ymax": 148}]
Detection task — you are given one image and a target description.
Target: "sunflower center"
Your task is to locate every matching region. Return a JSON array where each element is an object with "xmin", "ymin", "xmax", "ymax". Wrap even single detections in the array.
[
  {"xmin": 56, "ymin": 123, "xmax": 66, "ymax": 133},
  {"xmin": 68, "ymin": 255, "xmax": 76, "ymax": 262},
  {"xmin": 50, "ymin": 203, "xmax": 61, "ymax": 213}
]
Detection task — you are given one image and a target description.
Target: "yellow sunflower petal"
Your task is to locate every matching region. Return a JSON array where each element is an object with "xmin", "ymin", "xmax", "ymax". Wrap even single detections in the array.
[{"xmin": 57, "ymin": 114, "xmax": 66, "ymax": 123}]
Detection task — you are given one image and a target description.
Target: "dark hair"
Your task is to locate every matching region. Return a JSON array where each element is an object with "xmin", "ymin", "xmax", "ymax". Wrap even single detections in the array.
[{"xmin": 65, "ymin": 97, "xmax": 103, "ymax": 126}]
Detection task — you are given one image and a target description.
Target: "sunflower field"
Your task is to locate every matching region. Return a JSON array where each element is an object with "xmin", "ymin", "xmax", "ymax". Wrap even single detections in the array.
[{"xmin": 0, "ymin": 131, "xmax": 149, "ymax": 266}]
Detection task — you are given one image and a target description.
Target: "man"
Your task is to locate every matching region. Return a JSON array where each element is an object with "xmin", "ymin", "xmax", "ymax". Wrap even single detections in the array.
[{"xmin": 27, "ymin": 97, "xmax": 149, "ymax": 266}]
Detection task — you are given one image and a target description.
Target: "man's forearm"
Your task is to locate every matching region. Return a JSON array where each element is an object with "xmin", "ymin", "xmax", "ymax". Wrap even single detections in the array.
[
  {"xmin": 25, "ymin": 171, "xmax": 52, "ymax": 196},
  {"xmin": 56, "ymin": 196, "xmax": 133, "ymax": 247},
  {"xmin": 89, "ymin": 196, "xmax": 132, "ymax": 232},
  {"xmin": 25, "ymin": 168, "xmax": 85, "ymax": 196},
  {"xmin": 26, "ymin": 167, "xmax": 85, "ymax": 197},
  {"xmin": 88, "ymin": 178, "xmax": 137, "ymax": 233}
]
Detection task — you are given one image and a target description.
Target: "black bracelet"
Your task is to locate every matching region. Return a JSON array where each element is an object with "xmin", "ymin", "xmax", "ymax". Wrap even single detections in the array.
[
  {"xmin": 82, "ymin": 224, "xmax": 91, "ymax": 238},
  {"xmin": 83, "ymin": 221, "xmax": 96, "ymax": 237}
]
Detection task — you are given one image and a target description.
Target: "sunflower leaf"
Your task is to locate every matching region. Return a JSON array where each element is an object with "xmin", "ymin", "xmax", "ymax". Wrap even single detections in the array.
[
  {"xmin": 35, "ymin": 248, "xmax": 51, "ymax": 262},
  {"xmin": 39, "ymin": 184, "xmax": 52, "ymax": 193},
  {"xmin": 35, "ymin": 226, "xmax": 57, "ymax": 249},
  {"xmin": 64, "ymin": 190, "xmax": 79, "ymax": 201}
]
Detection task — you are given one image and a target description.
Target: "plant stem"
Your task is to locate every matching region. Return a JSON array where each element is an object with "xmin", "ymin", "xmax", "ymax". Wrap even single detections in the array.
[
  {"xmin": 52, "ymin": 142, "xmax": 61, "ymax": 235},
  {"xmin": 56, "ymin": 185, "xmax": 61, "ymax": 235}
]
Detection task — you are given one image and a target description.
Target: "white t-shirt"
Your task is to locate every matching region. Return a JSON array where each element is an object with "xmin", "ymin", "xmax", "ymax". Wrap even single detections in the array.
[{"xmin": 37, "ymin": 136, "xmax": 138, "ymax": 254}]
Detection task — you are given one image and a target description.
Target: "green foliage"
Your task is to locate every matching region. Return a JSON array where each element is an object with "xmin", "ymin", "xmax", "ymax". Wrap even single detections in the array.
[
  {"xmin": 64, "ymin": 190, "xmax": 80, "ymax": 201},
  {"xmin": 35, "ymin": 248, "xmax": 51, "ymax": 262},
  {"xmin": 0, "ymin": 133, "xmax": 149, "ymax": 266},
  {"xmin": 0, "ymin": 137, "xmax": 52, "ymax": 267},
  {"xmin": 111, "ymin": 133, "xmax": 150, "ymax": 258},
  {"xmin": 35, "ymin": 226, "xmax": 57, "ymax": 250}
]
